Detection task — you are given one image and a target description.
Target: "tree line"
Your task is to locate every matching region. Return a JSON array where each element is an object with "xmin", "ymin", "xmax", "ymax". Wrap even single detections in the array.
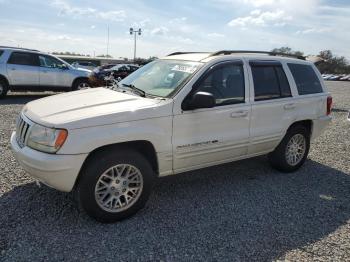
[{"xmin": 271, "ymin": 47, "xmax": 350, "ymax": 74}]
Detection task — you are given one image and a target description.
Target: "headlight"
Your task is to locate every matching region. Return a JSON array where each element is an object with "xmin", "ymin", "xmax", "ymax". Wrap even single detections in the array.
[{"xmin": 27, "ymin": 124, "xmax": 68, "ymax": 153}]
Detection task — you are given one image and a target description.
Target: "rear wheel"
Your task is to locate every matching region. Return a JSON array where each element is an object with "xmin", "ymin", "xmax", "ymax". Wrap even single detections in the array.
[
  {"xmin": 268, "ymin": 125, "xmax": 310, "ymax": 172},
  {"xmin": 77, "ymin": 148, "xmax": 156, "ymax": 223},
  {"xmin": 0, "ymin": 79, "xmax": 9, "ymax": 98},
  {"xmin": 72, "ymin": 79, "xmax": 91, "ymax": 91}
]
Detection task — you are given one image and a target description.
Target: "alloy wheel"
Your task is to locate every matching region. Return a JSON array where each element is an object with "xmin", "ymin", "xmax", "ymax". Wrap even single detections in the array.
[
  {"xmin": 285, "ymin": 134, "xmax": 306, "ymax": 166},
  {"xmin": 94, "ymin": 164, "xmax": 143, "ymax": 213}
]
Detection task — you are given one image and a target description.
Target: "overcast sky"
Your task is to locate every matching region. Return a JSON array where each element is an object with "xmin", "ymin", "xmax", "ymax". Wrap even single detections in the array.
[{"xmin": 0, "ymin": 0, "xmax": 349, "ymax": 59}]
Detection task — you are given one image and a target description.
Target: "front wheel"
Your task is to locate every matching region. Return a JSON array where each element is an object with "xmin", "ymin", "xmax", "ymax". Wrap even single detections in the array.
[
  {"xmin": 268, "ymin": 125, "xmax": 310, "ymax": 172},
  {"xmin": 72, "ymin": 79, "xmax": 91, "ymax": 91},
  {"xmin": 77, "ymin": 148, "xmax": 156, "ymax": 223}
]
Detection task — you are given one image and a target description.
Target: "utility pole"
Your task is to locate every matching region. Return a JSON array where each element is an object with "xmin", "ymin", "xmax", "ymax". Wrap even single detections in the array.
[
  {"xmin": 129, "ymin": 28, "xmax": 142, "ymax": 62},
  {"xmin": 107, "ymin": 25, "xmax": 110, "ymax": 57}
]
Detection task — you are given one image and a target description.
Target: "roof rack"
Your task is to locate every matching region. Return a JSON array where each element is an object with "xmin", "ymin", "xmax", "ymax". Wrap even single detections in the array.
[
  {"xmin": 210, "ymin": 50, "xmax": 305, "ymax": 60},
  {"xmin": 0, "ymin": 46, "xmax": 39, "ymax": 52},
  {"xmin": 167, "ymin": 52, "xmax": 210, "ymax": 56}
]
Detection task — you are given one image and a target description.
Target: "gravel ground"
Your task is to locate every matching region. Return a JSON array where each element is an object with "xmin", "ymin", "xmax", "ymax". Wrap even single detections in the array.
[{"xmin": 0, "ymin": 82, "xmax": 349, "ymax": 262}]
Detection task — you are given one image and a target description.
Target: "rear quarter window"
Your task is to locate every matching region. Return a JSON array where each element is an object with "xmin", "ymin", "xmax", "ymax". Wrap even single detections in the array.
[{"xmin": 288, "ymin": 63, "xmax": 323, "ymax": 95}]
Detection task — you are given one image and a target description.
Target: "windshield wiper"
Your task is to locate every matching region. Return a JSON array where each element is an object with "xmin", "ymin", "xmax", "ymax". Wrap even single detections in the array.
[{"xmin": 121, "ymin": 83, "xmax": 146, "ymax": 97}]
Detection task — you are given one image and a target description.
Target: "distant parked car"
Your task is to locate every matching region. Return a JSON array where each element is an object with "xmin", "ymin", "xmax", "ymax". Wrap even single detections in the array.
[
  {"xmin": 328, "ymin": 75, "xmax": 342, "ymax": 81},
  {"xmin": 340, "ymin": 75, "xmax": 350, "ymax": 81},
  {"xmin": 94, "ymin": 64, "xmax": 117, "ymax": 71},
  {"xmin": 0, "ymin": 46, "xmax": 91, "ymax": 98},
  {"xmin": 322, "ymin": 74, "xmax": 333, "ymax": 80},
  {"xmin": 72, "ymin": 61, "xmax": 97, "ymax": 70},
  {"xmin": 89, "ymin": 64, "xmax": 140, "ymax": 87}
]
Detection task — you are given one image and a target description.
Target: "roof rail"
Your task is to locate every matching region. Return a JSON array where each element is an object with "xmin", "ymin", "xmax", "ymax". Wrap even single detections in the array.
[
  {"xmin": 210, "ymin": 50, "xmax": 306, "ymax": 60},
  {"xmin": 0, "ymin": 46, "xmax": 39, "ymax": 52},
  {"xmin": 167, "ymin": 52, "xmax": 210, "ymax": 56}
]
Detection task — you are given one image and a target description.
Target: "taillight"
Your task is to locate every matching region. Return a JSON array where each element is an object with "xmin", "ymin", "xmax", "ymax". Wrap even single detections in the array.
[{"xmin": 327, "ymin": 96, "xmax": 333, "ymax": 115}]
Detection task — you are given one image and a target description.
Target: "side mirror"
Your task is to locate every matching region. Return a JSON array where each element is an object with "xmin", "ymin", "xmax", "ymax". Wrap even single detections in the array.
[{"xmin": 185, "ymin": 91, "xmax": 215, "ymax": 110}]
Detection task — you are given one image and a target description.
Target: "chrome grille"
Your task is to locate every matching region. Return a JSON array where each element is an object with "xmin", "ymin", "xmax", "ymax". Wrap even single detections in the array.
[{"xmin": 16, "ymin": 115, "xmax": 31, "ymax": 148}]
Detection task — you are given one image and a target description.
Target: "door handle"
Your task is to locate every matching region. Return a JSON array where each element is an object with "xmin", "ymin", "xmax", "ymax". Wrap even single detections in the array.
[
  {"xmin": 284, "ymin": 103, "xmax": 296, "ymax": 110},
  {"xmin": 231, "ymin": 110, "xmax": 249, "ymax": 118},
  {"xmin": 10, "ymin": 68, "xmax": 16, "ymax": 71}
]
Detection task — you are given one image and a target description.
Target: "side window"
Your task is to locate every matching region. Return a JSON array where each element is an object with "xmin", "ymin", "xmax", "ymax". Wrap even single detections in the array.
[
  {"xmin": 0, "ymin": 50, "xmax": 3, "ymax": 57},
  {"xmin": 195, "ymin": 63, "xmax": 245, "ymax": 106},
  {"xmin": 39, "ymin": 55, "xmax": 65, "ymax": 68},
  {"xmin": 7, "ymin": 52, "xmax": 39, "ymax": 66},
  {"xmin": 288, "ymin": 63, "xmax": 323, "ymax": 95},
  {"xmin": 118, "ymin": 66, "xmax": 127, "ymax": 72},
  {"xmin": 251, "ymin": 65, "xmax": 291, "ymax": 101}
]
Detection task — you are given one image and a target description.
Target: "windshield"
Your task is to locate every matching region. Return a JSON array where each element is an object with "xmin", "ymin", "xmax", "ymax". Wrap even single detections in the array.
[
  {"xmin": 118, "ymin": 60, "xmax": 202, "ymax": 97},
  {"xmin": 51, "ymin": 55, "xmax": 73, "ymax": 69}
]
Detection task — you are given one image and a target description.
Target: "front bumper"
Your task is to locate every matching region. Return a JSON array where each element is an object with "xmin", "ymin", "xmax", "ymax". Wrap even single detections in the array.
[
  {"xmin": 88, "ymin": 75, "xmax": 110, "ymax": 87},
  {"xmin": 11, "ymin": 132, "xmax": 88, "ymax": 192}
]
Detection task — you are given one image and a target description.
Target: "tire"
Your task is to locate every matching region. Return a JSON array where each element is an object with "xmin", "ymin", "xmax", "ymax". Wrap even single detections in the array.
[
  {"xmin": 72, "ymin": 78, "xmax": 91, "ymax": 91},
  {"xmin": 268, "ymin": 125, "xmax": 310, "ymax": 173},
  {"xmin": 77, "ymin": 148, "xmax": 156, "ymax": 223},
  {"xmin": 0, "ymin": 78, "xmax": 9, "ymax": 98}
]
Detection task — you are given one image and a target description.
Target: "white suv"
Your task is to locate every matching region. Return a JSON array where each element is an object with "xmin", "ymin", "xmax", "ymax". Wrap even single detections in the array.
[
  {"xmin": 11, "ymin": 51, "xmax": 332, "ymax": 222},
  {"xmin": 0, "ymin": 46, "xmax": 91, "ymax": 98}
]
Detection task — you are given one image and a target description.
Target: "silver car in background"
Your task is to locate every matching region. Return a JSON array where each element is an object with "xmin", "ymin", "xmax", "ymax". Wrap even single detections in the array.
[{"xmin": 0, "ymin": 46, "xmax": 91, "ymax": 98}]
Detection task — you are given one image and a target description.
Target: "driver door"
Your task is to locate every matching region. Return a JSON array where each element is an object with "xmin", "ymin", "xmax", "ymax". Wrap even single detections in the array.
[
  {"xmin": 38, "ymin": 55, "xmax": 70, "ymax": 90},
  {"xmin": 172, "ymin": 61, "xmax": 251, "ymax": 172}
]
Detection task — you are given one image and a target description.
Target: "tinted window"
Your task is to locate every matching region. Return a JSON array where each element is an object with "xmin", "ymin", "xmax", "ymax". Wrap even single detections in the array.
[
  {"xmin": 0, "ymin": 50, "xmax": 3, "ymax": 57},
  {"xmin": 288, "ymin": 63, "xmax": 323, "ymax": 95},
  {"xmin": 117, "ymin": 66, "xmax": 127, "ymax": 72},
  {"xmin": 252, "ymin": 65, "xmax": 291, "ymax": 101},
  {"xmin": 196, "ymin": 63, "xmax": 245, "ymax": 106},
  {"xmin": 252, "ymin": 66, "xmax": 279, "ymax": 100},
  {"xmin": 7, "ymin": 52, "xmax": 39, "ymax": 66}
]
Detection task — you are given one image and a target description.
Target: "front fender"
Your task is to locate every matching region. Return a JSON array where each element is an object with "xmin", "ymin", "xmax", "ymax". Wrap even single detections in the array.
[{"xmin": 58, "ymin": 116, "xmax": 173, "ymax": 155}]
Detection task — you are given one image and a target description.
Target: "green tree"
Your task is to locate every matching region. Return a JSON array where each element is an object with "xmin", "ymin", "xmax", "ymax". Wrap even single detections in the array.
[
  {"xmin": 96, "ymin": 54, "xmax": 113, "ymax": 58},
  {"xmin": 317, "ymin": 50, "xmax": 349, "ymax": 74},
  {"xmin": 271, "ymin": 47, "xmax": 304, "ymax": 56}
]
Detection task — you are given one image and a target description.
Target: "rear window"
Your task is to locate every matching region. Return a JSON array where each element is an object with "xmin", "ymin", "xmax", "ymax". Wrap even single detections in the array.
[{"xmin": 288, "ymin": 63, "xmax": 323, "ymax": 95}]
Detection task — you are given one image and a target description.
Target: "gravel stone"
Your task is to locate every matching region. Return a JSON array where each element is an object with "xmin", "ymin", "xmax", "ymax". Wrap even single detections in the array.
[{"xmin": 0, "ymin": 83, "xmax": 349, "ymax": 261}]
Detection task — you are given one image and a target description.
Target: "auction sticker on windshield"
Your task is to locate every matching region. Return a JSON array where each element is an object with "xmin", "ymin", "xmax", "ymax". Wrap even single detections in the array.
[{"xmin": 171, "ymin": 64, "xmax": 198, "ymax": 74}]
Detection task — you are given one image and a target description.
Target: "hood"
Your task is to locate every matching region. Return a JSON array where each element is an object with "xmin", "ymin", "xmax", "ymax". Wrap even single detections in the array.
[
  {"xmin": 73, "ymin": 67, "xmax": 91, "ymax": 72},
  {"xmin": 23, "ymin": 88, "xmax": 165, "ymax": 129},
  {"xmin": 76, "ymin": 67, "xmax": 92, "ymax": 72}
]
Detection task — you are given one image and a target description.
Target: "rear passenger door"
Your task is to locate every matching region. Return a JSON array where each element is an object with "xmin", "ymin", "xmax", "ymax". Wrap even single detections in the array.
[
  {"xmin": 248, "ymin": 60, "xmax": 296, "ymax": 155},
  {"xmin": 6, "ymin": 52, "xmax": 40, "ymax": 88}
]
